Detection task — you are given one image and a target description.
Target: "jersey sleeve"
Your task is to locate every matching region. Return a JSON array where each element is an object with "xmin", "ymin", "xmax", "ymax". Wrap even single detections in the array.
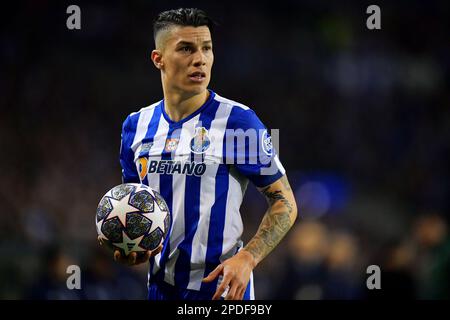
[
  {"xmin": 224, "ymin": 108, "xmax": 286, "ymax": 188},
  {"xmin": 119, "ymin": 114, "xmax": 140, "ymax": 184}
]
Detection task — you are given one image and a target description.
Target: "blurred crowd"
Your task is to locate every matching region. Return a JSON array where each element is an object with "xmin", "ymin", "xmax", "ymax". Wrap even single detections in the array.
[{"xmin": 0, "ymin": 1, "xmax": 449, "ymax": 299}]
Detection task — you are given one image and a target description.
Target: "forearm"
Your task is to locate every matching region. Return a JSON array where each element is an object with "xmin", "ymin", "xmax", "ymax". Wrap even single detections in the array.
[{"xmin": 242, "ymin": 180, "xmax": 297, "ymax": 266}]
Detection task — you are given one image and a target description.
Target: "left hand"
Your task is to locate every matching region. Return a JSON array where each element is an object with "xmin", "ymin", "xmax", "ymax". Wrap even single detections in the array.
[{"xmin": 202, "ymin": 250, "xmax": 256, "ymax": 300}]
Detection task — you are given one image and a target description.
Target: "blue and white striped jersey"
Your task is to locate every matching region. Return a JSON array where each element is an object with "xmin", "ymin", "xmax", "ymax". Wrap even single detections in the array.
[{"xmin": 119, "ymin": 90, "xmax": 285, "ymax": 297}]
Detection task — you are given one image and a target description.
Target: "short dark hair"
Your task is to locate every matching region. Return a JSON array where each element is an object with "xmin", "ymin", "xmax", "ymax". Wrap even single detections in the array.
[{"xmin": 153, "ymin": 8, "xmax": 215, "ymax": 40}]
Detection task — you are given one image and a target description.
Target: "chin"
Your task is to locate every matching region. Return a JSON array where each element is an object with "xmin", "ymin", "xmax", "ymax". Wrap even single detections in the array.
[{"xmin": 184, "ymin": 84, "xmax": 208, "ymax": 96}]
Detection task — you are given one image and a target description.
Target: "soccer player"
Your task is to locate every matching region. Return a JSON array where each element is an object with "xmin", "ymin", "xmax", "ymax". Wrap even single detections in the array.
[{"xmin": 116, "ymin": 8, "xmax": 297, "ymax": 300}]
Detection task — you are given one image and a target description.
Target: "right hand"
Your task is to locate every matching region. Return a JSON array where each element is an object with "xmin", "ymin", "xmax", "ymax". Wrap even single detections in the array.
[
  {"xmin": 113, "ymin": 246, "xmax": 162, "ymax": 266},
  {"xmin": 98, "ymin": 236, "xmax": 162, "ymax": 266}
]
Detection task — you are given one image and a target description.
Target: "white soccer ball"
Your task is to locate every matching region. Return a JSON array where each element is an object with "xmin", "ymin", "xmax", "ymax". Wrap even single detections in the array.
[{"xmin": 95, "ymin": 183, "xmax": 171, "ymax": 256}]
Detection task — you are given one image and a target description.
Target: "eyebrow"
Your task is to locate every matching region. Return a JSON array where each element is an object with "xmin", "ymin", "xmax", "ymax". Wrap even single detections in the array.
[{"xmin": 176, "ymin": 40, "xmax": 212, "ymax": 46}]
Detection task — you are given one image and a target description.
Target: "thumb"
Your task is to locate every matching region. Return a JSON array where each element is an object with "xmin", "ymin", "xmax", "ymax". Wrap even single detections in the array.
[{"xmin": 202, "ymin": 264, "xmax": 224, "ymax": 283}]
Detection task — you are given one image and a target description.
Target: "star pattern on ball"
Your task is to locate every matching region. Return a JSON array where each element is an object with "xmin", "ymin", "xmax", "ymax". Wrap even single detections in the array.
[
  {"xmin": 113, "ymin": 232, "xmax": 145, "ymax": 256},
  {"xmin": 142, "ymin": 210, "xmax": 166, "ymax": 234},
  {"xmin": 106, "ymin": 193, "xmax": 139, "ymax": 227},
  {"xmin": 96, "ymin": 219, "xmax": 105, "ymax": 238}
]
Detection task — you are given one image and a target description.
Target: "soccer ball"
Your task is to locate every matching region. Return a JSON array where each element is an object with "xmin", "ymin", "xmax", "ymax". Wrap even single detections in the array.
[{"xmin": 95, "ymin": 183, "xmax": 171, "ymax": 256}]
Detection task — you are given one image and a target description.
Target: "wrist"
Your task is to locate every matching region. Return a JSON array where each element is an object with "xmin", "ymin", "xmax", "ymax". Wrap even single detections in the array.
[{"xmin": 240, "ymin": 248, "xmax": 258, "ymax": 269}]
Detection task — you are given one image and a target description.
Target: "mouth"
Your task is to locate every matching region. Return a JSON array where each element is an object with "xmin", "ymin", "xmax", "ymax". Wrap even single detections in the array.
[{"xmin": 188, "ymin": 71, "xmax": 206, "ymax": 83}]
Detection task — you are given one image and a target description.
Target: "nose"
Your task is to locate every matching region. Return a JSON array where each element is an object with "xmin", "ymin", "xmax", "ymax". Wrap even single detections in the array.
[{"xmin": 192, "ymin": 50, "xmax": 206, "ymax": 67}]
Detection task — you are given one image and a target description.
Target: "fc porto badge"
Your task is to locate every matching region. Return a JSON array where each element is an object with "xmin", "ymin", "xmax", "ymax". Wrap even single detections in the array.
[{"xmin": 190, "ymin": 127, "xmax": 210, "ymax": 154}]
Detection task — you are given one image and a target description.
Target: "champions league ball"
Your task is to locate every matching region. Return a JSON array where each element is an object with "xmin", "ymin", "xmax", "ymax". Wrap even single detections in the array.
[{"xmin": 95, "ymin": 183, "xmax": 171, "ymax": 256}]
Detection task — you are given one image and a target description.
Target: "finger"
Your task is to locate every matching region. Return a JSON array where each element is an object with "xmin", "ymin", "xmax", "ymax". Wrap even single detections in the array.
[
  {"xmin": 97, "ymin": 236, "xmax": 103, "ymax": 246},
  {"xmin": 225, "ymin": 283, "xmax": 238, "ymax": 300},
  {"xmin": 136, "ymin": 251, "xmax": 152, "ymax": 264},
  {"xmin": 128, "ymin": 252, "xmax": 137, "ymax": 265},
  {"xmin": 151, "ymin": 244, "xmax": 163, "ymax": 257},
  {"xmin": 237, "ymin": 287, "xmax": 246, "ymax": 300},
  {"xmin": 212, "ymin": 276, "xmax": 231, "ymax": 300},
  {"xmin": 113, "ymin": 250, "xmax": 121, "ymax": 262},
  {"xmin": 202, "ymin": 264, "xmax": 224, "ymax": 283}
]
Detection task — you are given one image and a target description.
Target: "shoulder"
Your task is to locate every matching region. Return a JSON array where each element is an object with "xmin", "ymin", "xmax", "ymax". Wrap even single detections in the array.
[
  {"xmin": 122, "ymin": 100, "xmax": 162, "ymax": 133},
  {"xmin": 213, "ymin": 93, "xmax": 261, "ymax": 129},
  {"xmin": 213, "ymin": 93, "xmax": 251, "ymax": 112}
]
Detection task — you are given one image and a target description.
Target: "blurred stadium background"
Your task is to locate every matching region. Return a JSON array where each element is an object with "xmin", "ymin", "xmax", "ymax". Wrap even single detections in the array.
[{"xmin": 1, "ymin": 0, "xmax": 449, "ymax": 299}]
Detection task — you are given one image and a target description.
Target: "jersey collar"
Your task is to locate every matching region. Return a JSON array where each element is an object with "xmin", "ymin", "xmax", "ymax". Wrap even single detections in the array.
[{"xmin": 160, "ymin": 89, "xmax": 216, "ymax": 127}]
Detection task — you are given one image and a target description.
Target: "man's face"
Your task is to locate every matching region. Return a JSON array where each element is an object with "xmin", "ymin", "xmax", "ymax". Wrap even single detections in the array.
[{"xmin": 157, "ymin": 26, "xmax": 214, "ymax": 96}]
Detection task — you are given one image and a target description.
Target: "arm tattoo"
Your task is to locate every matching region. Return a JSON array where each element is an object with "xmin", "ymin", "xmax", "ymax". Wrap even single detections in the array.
[
  {"xmin": 260, "ymin": 187, "xmax": 293, "ymax": 214},
  {"xmin": 244, "ymin": 208, "xmax": 292, "ymax": 264},
  {"xmin": 244, "ymin": 176, "xmax": 295, "ymax": 264}
]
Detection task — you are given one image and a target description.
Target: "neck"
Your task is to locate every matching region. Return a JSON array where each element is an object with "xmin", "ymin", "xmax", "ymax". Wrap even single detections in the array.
[{"xmin": 162, "ymin": 88, "xmax": 209, "ymax": 123}]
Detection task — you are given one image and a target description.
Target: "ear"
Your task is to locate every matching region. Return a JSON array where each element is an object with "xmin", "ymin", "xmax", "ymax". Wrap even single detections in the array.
[{"xmin": 151, "ymin": 50, "xmax": 164, "ymax": 70}]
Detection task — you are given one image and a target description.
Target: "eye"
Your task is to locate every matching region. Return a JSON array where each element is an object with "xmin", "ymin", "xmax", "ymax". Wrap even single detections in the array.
[
  {"xmin": 203, "ymin": 46, "xmax": 212, "ymax": 51},
  {"xmin": 180, "ymin": 46, "xmax": 192, "ymax": 53}
]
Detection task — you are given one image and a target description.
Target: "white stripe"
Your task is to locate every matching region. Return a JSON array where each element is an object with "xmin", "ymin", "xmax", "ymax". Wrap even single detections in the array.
[
  {"xmin": 186, "ymin": 102, "xmax": 233, "ymax": 290},
  {"xmin": 274, "ymin": 154, "xmax": 286, "ymax": 175},
  {"xmin": 148, "ymin": 114, "xmax": 170, "ymax": 277},
  {"xmin": 131, "ymin": 103, "xmax": 157, "ymax": 288},
  {"xmin": 137, "ymin": 100, "xmax": 162, "ymax": 114},
  {"xmin": 130, "ymin": 102, "xmax": 159, "ymax": 152},
  {"xmin": 214, "ymin": 94, "xmax": 250, "ymax": 110},
  {"xmin": 163, "ymin": 115, "xmax": 200, "ymax": 285},
  {"xmin": 146, "ymin": 114, "xmax": 168, "ymax": 191},
  {"xmin": 220, "ymin": 168, "xmax": 246, "ymax": 263}
]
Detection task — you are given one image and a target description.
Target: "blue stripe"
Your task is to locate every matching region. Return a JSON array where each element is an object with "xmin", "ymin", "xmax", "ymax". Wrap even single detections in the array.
[
  {"xmin": 201, "ymin": 105, "xmax": 251, "ymax": 293},
  {"xmin": 200, "ymin": 164, "xmax": 229, "ymax": 293},
  {"xmin": 243, "ymin": 278, "xmax": 251, "ymax": 300},
  {"xmin": 140, "ymin": 105, "xmax": 162, "ymax": 186},
  {"xmin": 137, "ymin": 105, "xmax": 163, "ymax": 282},
  {"xmin": 154, "ymin": 120, "xmax": 181, "ymax": 283},
  {"xmin": 174, "ymin": 99, "xmax": 221, "ymax": 288}
]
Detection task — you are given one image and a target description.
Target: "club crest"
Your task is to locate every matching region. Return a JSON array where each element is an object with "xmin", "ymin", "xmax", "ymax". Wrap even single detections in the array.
[{"xmin": 190, "ymin": 127, "xmax": 210, "ymax": 154}]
